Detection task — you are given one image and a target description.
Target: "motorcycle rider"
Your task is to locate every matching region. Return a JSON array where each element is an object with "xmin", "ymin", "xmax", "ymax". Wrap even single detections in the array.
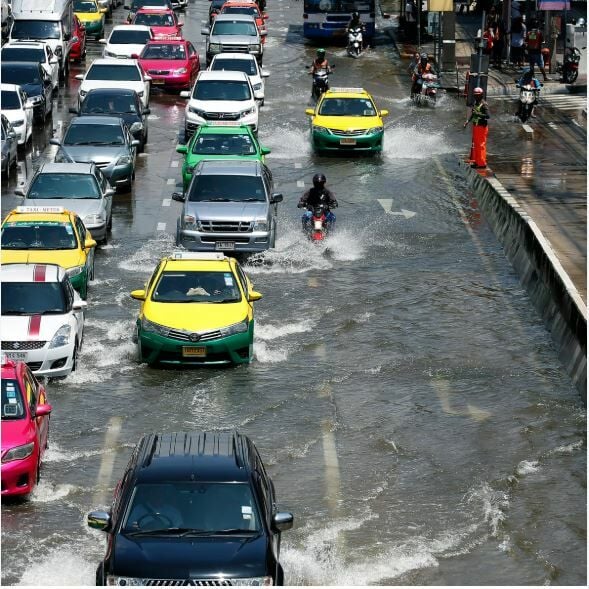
[
  {"xmin": 411, "ymin": 53, "xmax": 435, "ymax": 98},
  {"xmin": 517, "ymin": 68, "xmax": 541, "ymax": 117},
  {"xmin": 310, "ymin": 48, "xmax": 331, "ymax": 74},
  {"xmin": 297, "ymin": 173, "xmax": 338, "ymax": 231},
  {"xmin": 347, "ymin": 11, "xmax": 365, "ymax": 49}
]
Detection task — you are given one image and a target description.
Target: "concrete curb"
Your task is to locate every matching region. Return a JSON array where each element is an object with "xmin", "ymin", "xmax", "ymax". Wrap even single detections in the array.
[{"xmin": 461, "ymin": 161, "xmax": 587, "ymax": 399}]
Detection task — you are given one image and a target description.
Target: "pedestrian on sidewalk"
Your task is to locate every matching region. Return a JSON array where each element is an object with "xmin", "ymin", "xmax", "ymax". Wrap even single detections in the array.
[
  {"xmin": 525, "ymin": 20, "xmax": 548, "ymax": 81},
  {"xmin": 489, "ymin": 16, "xmax": 506, "ymax": 68},
  {"xmin": 482, "ymin": 24, "xmax": 494, "ymax": 56},
  {"xmin": 510, "ymin": 16, "xmax": 526, "ymax": 67},
  {"xmin": 464, "ymin": 87, "xmax": 490, "ymax": 169}
]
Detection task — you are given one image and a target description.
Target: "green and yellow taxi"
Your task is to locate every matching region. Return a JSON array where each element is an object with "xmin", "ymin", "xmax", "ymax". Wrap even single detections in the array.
[
  {"xmin": 176, "ymin": 123, "xmax": 271, "ymax": 192},
  {"xmin": 73, "ymin": 0, "xmax": 105, "ymax": 40},
  {"xmin": 305, "ymin": 87, "xmax": 389, "ymax": 153},
  {"xmin": 130, "ymin": 251, "xmax": 262, "ymax": 366},
  {"xmin": 0, "ymin": 206, "xmax": 97, "ymax": 299}
]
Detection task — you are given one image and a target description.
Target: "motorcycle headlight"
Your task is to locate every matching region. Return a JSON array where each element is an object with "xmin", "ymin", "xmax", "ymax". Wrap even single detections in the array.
[
  {"xmin": 141, "ymin": 317, "xmax": 170, "ymax": 337},
  {"xmin": 49, "ymin": 324, "xmax": 72, "ymax": 349},
  {"xmin": 252, "ymin": 82, "xmax": 262, "ymax": 91},
  {"xmin": 116, "ymin": 155, "xmax": 132, "ymax": 166},
  {"xmin": 2, "ymin": 442, "xmax": 35, "ymax": 463},
  {"xmin": 173, "ymin": 67, "xmax": 187, "ymax": 75},
  {"xmin": 208, "ymin": 43, "xmax": 222, "ymax": 52},
  {"xmin": 312, "ymin": 125, "xmax": 330, "ymax": 134},
  {"xmin": 83, "ymin": 213, "xmax": 104, "ymax": 225},
  {"xmin": 253, "ymin": 218, "xmax": 268, "ymax": 231},
  {"xmin": 249, "ymin": 43, "xmax": 261, "ymax": 52},
  {"xmin": 12, "ymin": 119, "xmax": 25, "ymax": 126},
  {"xmin": 220, "ymin": 319, "xmax": 249, "ymax": 337}
]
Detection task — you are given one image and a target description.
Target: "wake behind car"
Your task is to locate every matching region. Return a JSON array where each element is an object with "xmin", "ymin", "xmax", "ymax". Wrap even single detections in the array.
[
  {"xmin": 0, "ymin": 263, "xmax": 86, "ymax": 378},
  {"xmin": 75, "ymin": 58, "xmax": 152, "ymax": 109},
  {"xmin": 1, "ymin": 358, "xmax": 52, "ymax": 498},
  {"xmin": 304, "ymin": 87, "xmax": 389, "ymax": 154},
  {"xmin": 88, "ymin": 430, "xmax": 293, "ymax": 585},
  {"xmin": 50, "ymin": 116, "xmax": 140, "ymax": 191},
  {"xmin": 1, "ymin": 205, "xmax": 98, "ymax": 298},
  {"xmin": 100, "ymin": 24, "xmax": 152, "ymax": 59},
  {"xmin": 173, "ymin": 159, "xmax": 282, "ymax": 253}
]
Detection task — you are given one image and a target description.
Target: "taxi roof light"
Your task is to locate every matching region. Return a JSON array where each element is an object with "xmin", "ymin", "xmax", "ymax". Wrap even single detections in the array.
[
  {"xmin": 169, "ymin": 251, "xmax": 227, "ymax": 261},
  {"xmin": 328, "ymin": 87, "xmax": 366, "ymax": 94},
  {"xmin": 15, "ymin": 206, "xmax": 65, "ymax": 214}
]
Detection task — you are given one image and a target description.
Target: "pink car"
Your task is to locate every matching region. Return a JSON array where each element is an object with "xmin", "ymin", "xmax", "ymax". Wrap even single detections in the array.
[
  {"xmin": 138, "ymin": 39, "xmax": 200, "ymax": 90},
  {"xmin": 132, "ymin": 7, "xmax": 183, "ymax": 39},
  {"xmin": 1, "ymin": 358, "xmax": 52, "ymax": 497}
]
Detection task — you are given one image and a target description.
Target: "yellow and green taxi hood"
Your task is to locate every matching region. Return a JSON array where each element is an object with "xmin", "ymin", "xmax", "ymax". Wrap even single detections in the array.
[{"xmin": 0, "ymin": 249, "xmax": 86, "ymax": 270}]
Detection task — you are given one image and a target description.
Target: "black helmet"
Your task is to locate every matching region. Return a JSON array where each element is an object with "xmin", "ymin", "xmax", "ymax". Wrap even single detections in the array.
[
  {"xmin": 313, "ymin": 173, "xmax": 327, "ymax": 188},
  {"xmin": 352, "ymin": 11, "xmax": 359, "ymax": 18}
]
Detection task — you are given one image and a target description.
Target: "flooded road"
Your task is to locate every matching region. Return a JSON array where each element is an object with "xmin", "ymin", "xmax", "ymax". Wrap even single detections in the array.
[{"xmin": 1, "ymin": 0, "xmax": 586, "ymax": 585}]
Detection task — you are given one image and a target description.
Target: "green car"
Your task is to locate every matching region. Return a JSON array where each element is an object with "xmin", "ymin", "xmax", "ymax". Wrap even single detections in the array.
[{"xmin": 176, "ymin": 124, "xmax": 271, "ymax": 192}]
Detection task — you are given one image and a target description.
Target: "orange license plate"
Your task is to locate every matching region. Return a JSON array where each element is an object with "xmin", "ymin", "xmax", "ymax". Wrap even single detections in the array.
[{"xmin": 182, "ymin": 346, "xmax": 206, "ymax": 357}]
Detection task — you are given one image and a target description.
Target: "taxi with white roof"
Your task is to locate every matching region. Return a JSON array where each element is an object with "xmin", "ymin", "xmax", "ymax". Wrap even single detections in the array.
[
  {"xmin": 130, "ymin": 251, "xmax": 262, "ymax": 366},
  {"xmin": 1, "ymin": 207, "xmax": 97, "ymax": 300},
  {"xmin": 304, "ymin": 87, "xmax": 389, "ymax": 153},
  {"xmin": 1, "ymin": 263, "xmax": 87, "ymax": 378}
]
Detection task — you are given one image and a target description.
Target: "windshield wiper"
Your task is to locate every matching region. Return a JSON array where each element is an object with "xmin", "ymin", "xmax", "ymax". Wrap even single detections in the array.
[
  {"xmin": 241, "ymin": 198, "xmax": 264, "ymax": 202},
  {"xmin": 211, "ymin": 528, "xmax": 258, "ymax": 535},
  {"xmin": 202, "ymin": 198, "xmax": 231, "ymax": 202},
  {"xmin": 126, "ymin": 527, "xmax": 209, "ymax": 537}
]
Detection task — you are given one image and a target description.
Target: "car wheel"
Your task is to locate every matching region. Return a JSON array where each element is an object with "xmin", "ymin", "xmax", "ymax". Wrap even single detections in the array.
[
  {"xmin": 276, "ymin": 564, "xmax": 284, "ymax": 586},
  {"xmin": 71, "ymin": 341, "xmax": 79, "ymax": 372},
  {"xmin": 107, "ymin": 214, "xmax": 113, "ymax": 233},
  {"xmin": 36, "ymin": 459, "xmax": 41, "ymax": 485},
  {"xmin": 89, "ymin": 256, "xmax": 96, "ymax": 280}
]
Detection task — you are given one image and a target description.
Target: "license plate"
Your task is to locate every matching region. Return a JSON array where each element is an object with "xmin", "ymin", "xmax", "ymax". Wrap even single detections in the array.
[
  {"xmin": 215, "ymin": 241, "xmax": 235, "ymax": 251},
  {"xmin": 4, "ymin": 352, "xmax": 27, "ymax": 360},
  {"xmin": 151, "ymin": 79, "xmax": 165, "ymax": 85},
  {"xmin": 340, "ymin": 138, "xmax": 357, "ymax": 145},
  {"xmin": 182, "ymin": 346, "xmax": 206, "ymax": 358}
]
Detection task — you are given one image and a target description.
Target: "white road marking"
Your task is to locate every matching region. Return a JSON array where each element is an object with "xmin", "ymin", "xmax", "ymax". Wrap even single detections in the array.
[
  {"xmin": 166, "ymin": 178, "xmax": 175, "ymax": 185},
  {"xmin": 295, "ymin": 162, "xmax": 302, "ymax": 169},
  {"xmin": 138, "ymin": 152, "xmax": 148, "ymax": 157},
  {"xmin": 92, "ymin": 416, "xmax": 123, "ymax": 505},
  {"xmin": 547, "ymin": 122, "xmax": 558, "ymax": 129},
  {"xmin": 377, "ymin": 198, "xmax": 416, "ymax": 218},
  {"xmin": 296, "ymin": 180, "xmax": 305, "ymax": 187},
  {"xmin": 157, "ymin": 222, "xmax": 166, "ymax": 231},
  {"xmin": 162, "ymin": 199, "xmax": 171, "ymax": 207},
  {"xmin": 171, "ymin": 160, "xmax": 179, "ymax": 168},
  {"xmin": 522, "ymin": 124, "xmax": 534, "ymax": 133}
]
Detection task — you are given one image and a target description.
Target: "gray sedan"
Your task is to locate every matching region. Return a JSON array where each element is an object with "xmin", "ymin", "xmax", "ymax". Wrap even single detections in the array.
[{"xmin": 50, "ymin": 116, "xmax": 140, "ymax": 191}]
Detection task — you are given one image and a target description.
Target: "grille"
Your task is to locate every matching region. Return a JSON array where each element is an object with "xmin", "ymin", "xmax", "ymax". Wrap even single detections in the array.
[
  {"xmin": 145, "ymin": 581, "xmax": 233, "ymax": 586},
  {"xmin": 202, "ymin": 111, "xmax": 240, "ymax": 121},
  {"xmin": 26, "ymin": 362, "xmax": 43, "ymax": 371},
  {"xmin": 94, "ymin": 161, "xmax": 111, "ymax": 169},
  {"xmin": 200, "ymin": 237, "xmax": 250, "ymax": 244},
  {"xmin": 166, "ymin": 328, "xmax": 223, "ymax": 342},
  {"xmin": 329, "ymin": 128, "xmax": 366, "ymax": 136},
  {"xmin": 221, "ymin": 44, "xmax": 249, "ymax": 53},
  {"xmin": 2, "ymin": 341, "xmax": 46, "ymax": 350},
  {"xmin": 200, "ymin": 220, "xmax": 252, "ymax": 233},
  {"xmin": 148, "ymin": 69, "xmax": 170, "ymax": 75}
]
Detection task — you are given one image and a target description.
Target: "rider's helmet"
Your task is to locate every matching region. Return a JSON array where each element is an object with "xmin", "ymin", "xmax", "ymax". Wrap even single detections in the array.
[
  {"xmin": 312, "ymin": 173, "xmax": 327, "ymax": 189},
  {"xmin": 316, "ymin": 48, "xmax": 326, "ymax": 59},
  {"xmin": 473, "ymin": 87, "xmax": 484, "ymax": 97},
  {"xmin": 352, "ymin": 11, "xmax": 359, "ymax": 19},
  {"xmin": 420, "ymin": 52, "xmax": 428, "ymax": 63}
]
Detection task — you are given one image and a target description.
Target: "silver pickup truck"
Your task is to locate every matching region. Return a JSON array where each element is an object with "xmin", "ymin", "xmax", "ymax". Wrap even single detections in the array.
[{"xmin": 173, "ymin": 159, "xmax": 282, "ymax": 254}]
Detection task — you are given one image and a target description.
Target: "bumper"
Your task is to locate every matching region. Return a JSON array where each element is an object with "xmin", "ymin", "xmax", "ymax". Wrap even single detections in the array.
[
  {"xmin": 1, "ymin": 451, "xmax": 38, "ymax": 496},
  {"xmin": 84, "ymin": 221, "xmax": 107, "ymax": 240},
  {"xmin": 1, "ymin": 342, "xmax": 76, "ymax": 378},
  {"xmin": 178, "ymin": 226, "xmax": 271, "ymax": 253},
  {"xmin": 138, "ymin": 326, "xmax": 253, "ymax": 365},
  {"xmin": 100, "ymin": 162, "xmax": 134, "ymax": 187},
  {"xmin": 312, "ymin": 130, "xmax": 384, "ymax": 152},
  {"xmin": 149, "ymin": 72, "xmax": 191, "ymax": 89},
  {"xmin": 185, "ymin": 114, "xmax": 258, "ymax": 137}
]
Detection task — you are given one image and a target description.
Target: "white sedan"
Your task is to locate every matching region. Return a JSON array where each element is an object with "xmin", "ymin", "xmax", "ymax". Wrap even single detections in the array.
[
  {"xmin": 75, "ymin": 58, "xmax": 152, "ymax": 108},
  {"xmin": 208, "ymin": 52, "xmax": 269, "ymax": 106},
  {"xmin": 100, "ymin": 25, "xmax": 153, "ymax": 59},
  {"xmin": 0, "ymin": 83, "xmax": 33, "ymax": 146}
]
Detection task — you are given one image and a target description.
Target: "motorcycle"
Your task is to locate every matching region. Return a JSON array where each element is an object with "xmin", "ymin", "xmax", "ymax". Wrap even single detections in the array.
[
  {"xmin": 310, "ymin": 67, "xmax": 331, "ymax": 101},
  {"xmin": 304, "ymin": 203, "xmax": 331, "ymax": 243},
  {"xmin": 412, "ymin": 72, "xmax": 440, "ymax": 105},
  {"xmin": 515, "ymin": 82, "xmax": 541, "ymax": 122},
  {"xmin": 347, "ymin": 26, "xmax": 364, "ymax": 58},
  {"xmin": 558, "ymin": 46, "xmax": 582, "ymax": 84}
]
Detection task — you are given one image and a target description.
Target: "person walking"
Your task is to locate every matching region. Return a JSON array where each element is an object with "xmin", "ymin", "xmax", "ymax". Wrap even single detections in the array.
[
  {"xmin": 464, "ymin": 87, "xmax": 490, "ymax": 169},
  {"xmin": 526, "ymin": 20, "xmax": 548, "ymax": 81},
  {"xmin": 510, "ymin": 16, "xmax": 526, "ymax": 67}
]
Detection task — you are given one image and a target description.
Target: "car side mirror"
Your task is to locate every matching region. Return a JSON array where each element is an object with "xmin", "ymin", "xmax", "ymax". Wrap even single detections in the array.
[
  {"xmin": 260, "ymin": 30, "xmax": 267, "ymax": 36},
  {"xmin": 34, "ymin": 403, "xmax": 52, "ymax": 418},
  {"xmin": 172, "ymin": 191, "xmax": 185, "ymax": 202},
  {"xmin": 14, "ymin": 187, "xmax": 25, "ymax": 197},
  {"xmin": 87, "ymin": 510, "xmax": 111, "ymax": 532},
  {"xmin": 69, "ymin": 107, "xmax": 79, "ymax": 114},
  {"xmin": 144, "ymin": 75, "xmax": 152, "ymax": 82},
  {"xmin": 143, "ymin": 107, "xmax": 150, "ymax": 115},
  {"xmin": 201, "ymin": 26, "xmax": 210, "ymax": 35},
  {"xmin": 260, "ymin": 146, "xmax": 271, "ymax": 155},
  {"xmin": 64, "ymin": 33, "xmax": 71, "ymax": 41},
  {"xmin": 272, "ymin": 512, "xmax": 293, "ymax": 532},
  {"xmin": 131, "ymin": 139, "xmax": 141, "ymax": 147},
  {"xmin": 99, "ymin": 38, "xmax": 106, "ymax": 44},
  {"xmin": 131, "ymin": 53, "xmax": 139, "ymax": 59},
  {"xmin": 75, "ymin": 74, "xmax": 84, "ymax": 80},
  {"xmin": 72, "ymin": 35, "xmax": 79, "ymax": 42},
  {"xmin": 270, "ymin": 192, "xmax": 283, "ymax": 204},
  {"xmin": 248, "ymin": 290, "xmax": 262, "ymax": 302},
  {"xmin": 8, "ymin": 131, "xmax": 17, "ymax": 139},
  {"xmin": 73, "ymin": 299, "xmax": 88, "ymax": 310},
  {"xmin": 130, "ymin": 289, "xmax": 146, "ymax": 301},
  {"xmin": 305, "ymin": 108, "xmax": 314, "ymax": 116},
  {"xmin": 180, "ymin": 90, "xmax": 191, "ymax": 98},
  {"xmin": 175, "ymin": 144, "xmax": 188, "ymax": 154},
  {"xmin": 383, "ymin": 12, "xmax": 391, "ymax": 18},
  {"xmin": 263, "ymin": 13, "xmax": 269, "ymax": 19},
  {"xmin": 261, "ymin": 70, "xmax": 270, "ymax": 78},
  {"xmin": 380, "ymin": 109, "xmax": 389, "ymax": 117},
  {"xmin": 85, "ymin": 237, "xmax": 97, "ymax": 249},
  {"xmin": 49, "ymin": 138, "xmax": 61, "ymax": 146},
  {"xmin": 105, "ymin": 188, "xmax": 115, "ymax": 196},
  {"xmin": 178, "ymin": 22, "xmax": 184, "ymax": 27}
]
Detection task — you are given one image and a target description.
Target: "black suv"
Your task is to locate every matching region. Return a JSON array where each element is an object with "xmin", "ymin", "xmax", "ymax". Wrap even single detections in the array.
[{"xmin": 88, "ymin": 431, "xmax": 293, "ymax": 586}]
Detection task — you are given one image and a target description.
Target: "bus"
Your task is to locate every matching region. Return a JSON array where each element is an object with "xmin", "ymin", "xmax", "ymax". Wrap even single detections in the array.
[{"xmin": 303, "ymin": 0, "xmax": 376, "ymax": 42}]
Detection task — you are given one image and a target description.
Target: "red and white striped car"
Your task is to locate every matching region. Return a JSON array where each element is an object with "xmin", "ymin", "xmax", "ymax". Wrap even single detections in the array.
[{"xmin": 1, "ymin": 264, "xmax": 86, "ymax": 378}]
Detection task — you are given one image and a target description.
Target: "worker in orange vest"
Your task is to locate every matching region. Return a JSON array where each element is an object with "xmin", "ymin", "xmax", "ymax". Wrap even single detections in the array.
[{"xmin": 464, "ymin": 87, "xmax": 490, "ymax": 169}]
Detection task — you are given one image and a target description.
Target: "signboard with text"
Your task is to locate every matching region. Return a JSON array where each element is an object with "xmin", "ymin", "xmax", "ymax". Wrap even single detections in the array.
[
  {"xmin": 428, "ymin": 0, "xmax": 453, "ymax": 11},
  {"xmin": 538, "ymin": 0, "xmax": 570, "ymax": 10}
]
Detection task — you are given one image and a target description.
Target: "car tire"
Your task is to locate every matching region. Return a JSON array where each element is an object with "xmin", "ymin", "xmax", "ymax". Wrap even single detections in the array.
[
  {"xmin": 71, "ymin": 341, "xmax": 79, "ymax": 372},
  {"xmin": 107, "ymin": 214, "xmax": 112, "ymax": 233},
  {"xmin": 89, "ymin": 256, "xmax": 96, "ymax": 280},
  {"xmin": 36, "ymin": 459, "xmax": 42, "ymax": 485},
  {"xmin": 276, "ymin": 564, "xmax": 284, "ymax": 586}
]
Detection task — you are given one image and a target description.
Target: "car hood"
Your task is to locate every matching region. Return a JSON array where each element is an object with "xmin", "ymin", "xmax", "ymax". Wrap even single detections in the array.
[
  {"xmin": 146, "ymin": 300, "xmax": 247, "ymax": 331},
  {"xmin": 112, "ymin": 534, "xmax": 270, "ymax": 579},
  {"xmin": 187, "ymin": 200, "xmax": 268, "ymax": 222},
  {"xmin": 313, "ymin": 114, "xmax": 383, "ymax": 131},
  {"xmin": 0, "ymin": 248, "xmax": 85, "ymax": 269},
  {"xmin": 60, "ymin": 145, "xmax": 128, "ymax": 164},
  {"xmin": 188, "ymin": 99, "xmax": 253, "ymax": 113},
  {"xmin": 26, "ymin": 197, "xmax": 104, "ymax": 219},
  {"xmin": 19, "ymin": 82, "xmax": 42, "ymax": 98},
  {"xmin": 106, "ymin": 43, "xmax": 147, "ymax": 57},
  {"xmin": 211, "ymin": 34, "xmax": 258, "ymax": 44},
  {"xmin": 1, "ymin": 419, "xmax": 33, "ymax": 453},
  {"xmin": 2, "ymin": 109, "xmax": 26, "ymax": 125},
  {"xmin": 80, "ymin": 80, "xmax": 144, "ymax": 95},
  {"xmin": 76, "ymin": 12, "xmax": 103, "ymax": 21},
  {"xmin": 1, "ymin": 314, "xmax": 71, "ymax": 342},
  {"xmin": 140, "ymin": 58, "xmax": 188, "ymax": 71}
]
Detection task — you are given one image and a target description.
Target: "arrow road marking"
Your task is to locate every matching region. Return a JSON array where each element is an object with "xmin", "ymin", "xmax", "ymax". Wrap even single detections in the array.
[{"xmin": 377, "ymin": 199, "xmax": 416, "ymax": 219}]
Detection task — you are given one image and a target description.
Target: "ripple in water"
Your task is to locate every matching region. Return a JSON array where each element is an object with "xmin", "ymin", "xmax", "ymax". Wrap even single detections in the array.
[{"xmin": 260, "ymin": 125, "xmax": 311, "ymax": 160}]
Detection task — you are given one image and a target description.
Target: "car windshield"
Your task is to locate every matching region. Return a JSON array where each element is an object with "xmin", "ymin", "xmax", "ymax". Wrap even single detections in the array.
[
  {"xmin": 134, "ymin": 13, "xmax": 174, "ymax": 26},
  {"xmin": 1, "ymin": 91, "xmax": 20, "ymax": 110},
  {"xmin": 1, "ymin": 380, "xmax": 26, "ymax": 420},
  {"xmin": 1, "ymin": 64, "xmax": 40, "ymax": 85},
  {"xmin": 193, "ymin": 80, "xmax": 251, "ymax": 101},
  {"xmin": 1, "ymin": 221, "xmax": 78, "ymax": 250},
  {"xmin": 141, "ymin": 42, "xmax": 185, "ymax": 59},
  {"xmin": 152, "ymin": 270, "xmax": 241, "ymax": 303},
  {"xmin": 191, "ymin": 132, "xmax": 255, "ymax": 156},
  {"xmin": 211, "ymin": 21, "xmax": 257, "ymax": 36},
  {"xmin": 110, "ymin": 29, "xmax": 151, "ymax": 44},
  {"xmin": 10, "ymin": 20, "xmax": 61, "ymax": 40},
  {"xmin": 86, "ymin": 64, "xmax": 142, "ymax": 81},
  {"xmin": 188, "ymin": 173, "xmax": 265, "ymax": 202},
  {"xmin": 1, "ymin": 282, "xmax": 67, "ymax": 315},
  {"xmin": 222, "ymin": 6, "xmax": 258, "ymax": 16},
  {"xmin": 211, "ymin": 58, "xmax": 256, "ymax": 76},
  {"xmin": 2, "ymin": 47, "xmax": 46, "ymax": 63},
  {"xmin": 318, "ymin": 97, "xmax": 377, "ymax": 116},
  {"xmin": 122, "ymin": 482, "xmax": 261, "ymax": 534},
  {"xmin": 64, "ymin": 123, "xmax": 125, "ymax": 145},
  {"xmin": 132, "ymin": 0, "xmax": 169, "ymax": 8},
  {"xmin": 74, "ymin": 0, "xmax": 97, "ymax": 11},
  {"xmin": 81, "ymin": 93, "xmax": 138, "ymax": 114},
  {"xmin": 28, "ymin": 173, "xmax": 101, "ymax": 199}
]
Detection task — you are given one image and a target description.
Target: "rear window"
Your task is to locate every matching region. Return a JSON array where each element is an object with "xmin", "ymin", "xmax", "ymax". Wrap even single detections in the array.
[
  {"xmin": 2, "ymin": 47, "xmax": 46, "ymax": 63},
  {"xmin": 188, "ymin": 173, "xmax": 265, "ymax": 202},
  {"xmin": 109, "ymin": 29, "xmax": 152, "ymax": 44},
  {"xmin": 86, "ymin": 64, "xmax": 142, "ymax": 81},
  {"xmin": 211, "ymin": 58, "xmax": 256, "ymax": 76}
]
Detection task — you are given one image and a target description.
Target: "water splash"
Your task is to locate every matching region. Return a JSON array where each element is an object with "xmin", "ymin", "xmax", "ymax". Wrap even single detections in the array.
[
  {"xmin": 549, "ymin": 440, "xmax": 584, "ymax": 455},
  {"xmin": 118, "ymin": 234, "xmax": 174, "ymax": 272},
  {"xmin": 44, "ymin": 442, "xmax": 110, "ymax": 463},
  {"xmin": 254, "ymin": 340, "xmax": 288, "ymax": 363},
  {"xmin": 383, "ymin": 125, "xmax": 459, "ymax": 159},
  {"xmin": 255, "ymin": 319, "xmax": 314, "ymax": 341},
  {"xmin": 30, "ymin": 480, "xmax": 76, "ymax": 502},
  {"xmin": 17, "ymin": 548, "xmax": 97, "ymax": 586},
  {"xmin": 464, "ymin": 482, "xmax": 509, "ymax": 537},
  {"xmin": 260, "ymin": 124, "xmax": 311, "ymax": 160},
  {"xmin": 516, "ymin": 460, "xmax": 540, "ymax": 475}
]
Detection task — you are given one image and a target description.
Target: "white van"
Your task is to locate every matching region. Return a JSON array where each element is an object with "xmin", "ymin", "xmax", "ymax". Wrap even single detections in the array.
[{"xmin": 9, "ymin": 0, "xmax": 74, "ymax": 80}]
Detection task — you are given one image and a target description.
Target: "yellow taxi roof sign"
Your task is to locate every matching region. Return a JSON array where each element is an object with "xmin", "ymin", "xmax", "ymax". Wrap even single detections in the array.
[
  {"xmin": 328, "ymin": 87, "xmax": 367, "ymax": 94},
  {"xmin": 168, "ymin": 251, "xmax": 227, "ymax": 261},
  {"xmin": 15, "ymin": 206, "xmax": 66, "ymax": 214}
]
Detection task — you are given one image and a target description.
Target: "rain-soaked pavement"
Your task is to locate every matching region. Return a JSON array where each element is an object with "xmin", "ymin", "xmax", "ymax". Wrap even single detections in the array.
[{"xmin": 1, "ymin": 1, "xmax": 586, "ymax": 585}]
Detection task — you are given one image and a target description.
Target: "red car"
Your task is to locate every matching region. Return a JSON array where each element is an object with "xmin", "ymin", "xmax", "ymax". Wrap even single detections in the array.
[
  {"xmin": 132, "ymin": 7, "xmax": 183, "ymax": 39},
  {"xmin": 138, "ymin": 39, "xmax": 200, "ymax": 90},
  {"xmin": 1, "ymin": 358, "xmax": 52, "ymax": 497},
  {"xmin": 70, "ymin": 14, "xmax": 87, "ymax": 62},
  {"xmin": 219, "ymin": 0, "xmax": 268, "ymax": 42}
]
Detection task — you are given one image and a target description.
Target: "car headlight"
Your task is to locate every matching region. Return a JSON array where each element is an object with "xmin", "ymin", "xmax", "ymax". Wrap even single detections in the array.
[
  {"xmin": 54, "ymin": 150, "xmax": 69, "ymax": 163},
  {"xmin": 219, "ymin": 319, "xmax": 249, "ymax": 337},
  {"xmin": 173, "ymin": 67, "xmax": 187, "ymax": 75},
  {"xmin": 249, "ymin": 44, "xmax": 261, "ymax": 52},
  {"xmin": 79, "ymin": 89, "xmax": 88, "ymax": 98},
  {"xmin": 28, "ymin": 95, "xmax": 43, "ymax": 105},
  {"xmin": 106, "ymin": 577, "xmax": 145, "ymax": 587},
  {"xmin": 2, "ymin": 442, "xmax": 35, "ymax": 463},
  {"xmin": 141, "ymin": 317, "xmax": 170, "ymax": 337},
  {"xmin": 116, "ymin": 155, "xmax": 132, "ymax": 166},
  {"xmin": 66, "ymin": 266, "xmax": 85, "ymax": 279},
  {"xmin": 252, "ymin": 82, "xmax": 262, "ymax": 91},
  {"xmin": 12, "ymin": 119, "xmax": 25, "ymax": 126},
  {"xmin": 240, "ymin": 107, "xmax": 255, "ymax": 117},
  {"xmin": 49, "ymin": 324, "xmax": 72, "ymax": 349},
  {"xmin": 253, "ymin": 218, "xmax": 268, "ymax": 231},
  {"xmin": 183, "ymin": 214, "xmax": 199, "ymax": 229},
  {"xmin": 366, "ymin": 126, "xmax": 383, "ymax": 135},
  {"xmin": 231, "ymin": 577, "xmax": 272, "ymax": 586},
  {"xmin": 188, "ymin": 106, "xmax": 205, "ymax": 116},
  {"xmin": 208, "ymin": 43, "xmax": 222, "ymax": 52},
  {"xmin": 312, "ymin": 125, "xmax": 330, "ymax": 134},
  {"xmin": 83, "ymin": 213, "xmax": 104, "ymax": 225}
]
